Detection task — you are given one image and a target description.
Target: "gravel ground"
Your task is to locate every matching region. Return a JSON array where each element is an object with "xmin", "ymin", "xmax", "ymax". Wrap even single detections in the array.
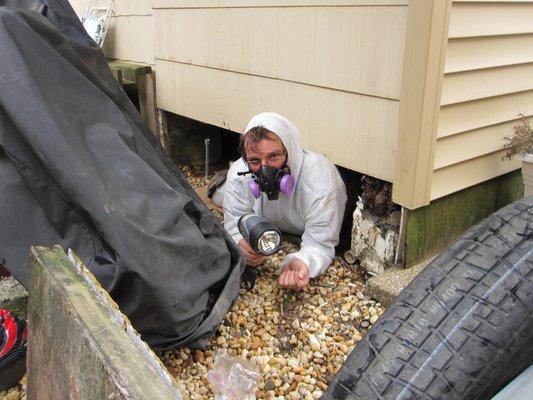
[
  {"xmin": 165, "ymin": 243, "xmax": 384, "ymax": 399},
  {"xmin": 0, "ymin": 164, "xmax": 384, "ymax": 400}
]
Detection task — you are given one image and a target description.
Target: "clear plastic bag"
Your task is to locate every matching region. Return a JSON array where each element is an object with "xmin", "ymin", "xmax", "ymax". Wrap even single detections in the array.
[{"xmin": 206, "ymin": 352, "xmax": 260, "ymax": 400}]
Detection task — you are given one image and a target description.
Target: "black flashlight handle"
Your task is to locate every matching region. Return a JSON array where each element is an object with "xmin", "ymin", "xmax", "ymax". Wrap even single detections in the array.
[{"xmin": 238, "ymin": 214, "xmax": 282, "ymax": 255}]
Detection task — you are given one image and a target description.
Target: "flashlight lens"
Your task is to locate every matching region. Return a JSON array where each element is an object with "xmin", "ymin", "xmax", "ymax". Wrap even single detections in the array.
[{"xmin": 258, "ymin": 231, "xmax": 281, "ymax": 255}]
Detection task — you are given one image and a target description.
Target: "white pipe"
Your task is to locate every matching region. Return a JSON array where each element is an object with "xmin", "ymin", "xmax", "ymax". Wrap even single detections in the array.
[
  {"xmin": 204, "ymin": 138, "xmax": 210, "ymax": 179},
  {"xmin": 394, "ymin": 206, "xmax": 408, "ymax": 266}
]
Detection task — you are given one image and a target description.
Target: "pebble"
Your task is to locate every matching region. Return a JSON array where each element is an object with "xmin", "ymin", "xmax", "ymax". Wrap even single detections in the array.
[
  {"xmin": 287, "ymin": 358, "xmax": 299, "ymax": 368},
  {"xmin": 193, "ymin": 350, "xmax": 205, "ymax": 363},
  {"xmin": 198, "ymin": 386, "xmax": 208, "ymax": 395},
  {"xmin": 264, "ymin": 379, "xmax": 276, "ymax": 391},
  {"xmin": 309, "ymin": 334, "xmax": 321, "ymax": 351}
]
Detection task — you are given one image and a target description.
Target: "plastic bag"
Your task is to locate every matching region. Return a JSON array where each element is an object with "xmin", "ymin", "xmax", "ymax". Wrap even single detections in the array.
[{"xmin": 206, "ymin": 352, "xmax": 260, "ymax": 400}]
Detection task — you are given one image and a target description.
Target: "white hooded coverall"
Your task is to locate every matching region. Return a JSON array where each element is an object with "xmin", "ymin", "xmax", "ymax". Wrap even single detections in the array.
[{"xmin": 223, "ymin": 113, "xmax": 347, "ymax": 278}]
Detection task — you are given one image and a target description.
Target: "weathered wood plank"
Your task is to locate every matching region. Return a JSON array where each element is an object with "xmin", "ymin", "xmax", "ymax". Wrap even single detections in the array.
[{"xmin": 27, "ymin": 246, "xmax": 182, "ymax": 400}]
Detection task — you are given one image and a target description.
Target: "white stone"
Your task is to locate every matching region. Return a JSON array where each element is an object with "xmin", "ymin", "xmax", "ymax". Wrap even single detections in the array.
[{"xmin": 309, "ymin": 334, "xmax": 321, "ymax": 351}]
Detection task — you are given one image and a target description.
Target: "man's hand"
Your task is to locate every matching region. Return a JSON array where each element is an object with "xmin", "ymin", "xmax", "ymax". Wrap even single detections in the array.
[
  {"xmin": 278, "ymin": 259, "xmax": 310, "ymax": 290},
  {"xmin": 238, "ymin": 238, "xmax": 265, "ymax": 266}
]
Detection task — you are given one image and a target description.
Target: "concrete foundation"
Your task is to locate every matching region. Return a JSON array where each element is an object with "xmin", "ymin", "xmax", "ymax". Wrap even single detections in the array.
[
  {"xmin": 365, "ymin": 257, "xmax": 433, "ymax": 306},
  {"xmin": 27, "ymin": 246, "xmax": 182, "ymax": 400},
  {"xmin": 404, "ymin": 170, "xmax": 523, "ymax": 266},
  {"xmin": 350, "ymin": 198, "xmax": 400, "ymax": 275}
]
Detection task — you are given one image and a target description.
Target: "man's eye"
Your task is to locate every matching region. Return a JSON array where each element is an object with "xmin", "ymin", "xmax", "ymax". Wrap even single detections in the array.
[{"xmin": 249, "ymin": 160, "xmax": 261, "ymax": 165}]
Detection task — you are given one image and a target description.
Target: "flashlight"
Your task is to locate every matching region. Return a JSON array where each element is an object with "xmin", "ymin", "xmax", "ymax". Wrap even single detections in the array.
[{"xmin": 238, "ymin": 214, "xmax": 282, "ymax": 256}]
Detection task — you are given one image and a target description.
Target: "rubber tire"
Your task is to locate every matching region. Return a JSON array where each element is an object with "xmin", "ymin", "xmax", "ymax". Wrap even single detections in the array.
[{"xmin": 325, "ymin": 196, "xmax": 533, "ymax": 400}]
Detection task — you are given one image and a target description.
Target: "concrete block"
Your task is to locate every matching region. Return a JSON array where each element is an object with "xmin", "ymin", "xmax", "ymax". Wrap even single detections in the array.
[
  {"xmin": 0, "ymin": 276, "xmax": 28, "ymax": 319},
  {"xmin": 27, "ymin": 246, "xmax": 182, "ymax": 400},
  {"xmin": 365, "ymin": 257, "xmax": 433, "ymax": 306}
]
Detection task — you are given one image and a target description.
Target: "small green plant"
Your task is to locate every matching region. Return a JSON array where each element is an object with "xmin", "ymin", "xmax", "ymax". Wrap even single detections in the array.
[{"xmin": 502, "ymin": 115, "xmax": 533, "ymax": 160}]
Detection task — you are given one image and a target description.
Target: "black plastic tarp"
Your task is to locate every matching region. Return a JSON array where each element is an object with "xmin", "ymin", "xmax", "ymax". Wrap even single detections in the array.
[{"xmin": 0, "ymin": 0, "xmax": 243, "ymax": 350}]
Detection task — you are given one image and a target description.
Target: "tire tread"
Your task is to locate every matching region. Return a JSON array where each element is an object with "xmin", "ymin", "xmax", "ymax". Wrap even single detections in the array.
[{"xmin": 326, "ymin": 197, "xmax": 533, "ymax": 400}]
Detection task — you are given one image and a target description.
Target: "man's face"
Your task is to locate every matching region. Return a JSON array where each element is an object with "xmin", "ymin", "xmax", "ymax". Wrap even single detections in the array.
[{"xmin": 245, "ymin": 134, "xmax": 286, "ymax": 173}]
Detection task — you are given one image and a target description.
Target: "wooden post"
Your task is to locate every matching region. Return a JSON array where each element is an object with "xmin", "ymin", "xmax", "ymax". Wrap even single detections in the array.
[
  {"xmin": 137, "ymin": 70, "xmax": 159, "ymax": 137},
  {"xmin": 108, "ymin": 61, "xmax": 159, "ymax": 138}
]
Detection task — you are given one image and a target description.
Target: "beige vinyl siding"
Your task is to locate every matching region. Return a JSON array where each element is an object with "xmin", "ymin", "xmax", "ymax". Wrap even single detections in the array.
[
  {"xmin": 441, "ymin": 63, "xmax": 533, "ymax": 106},
  {"xmin": 445, "ymin": 34, "xmax": 533, "ymax": 73},
  {"xmin": 431, "ymin": 151, "xmax": 521, "ymax": 200},
  {"xmin": 68, "ymin": 0, "xmax": 86, "ymax": 15},
  {"xmin": 434, "ymin": 121, "xmax": 523, "ymax": 170},
  {"xmin": 430, "ymin": 0, "xmax": 533, "ymax": 202},
  {"xmin": 438, "ymin": 91, "xmax": 533, "ymax": 139},
  {"xmin": 449, "ymin": 1, "xmax": 533, "ymax": 38},
  {"xmin": 154, "ymin": 7, "xmax": 406, "ymax": 99},
  {"xmin": 68, "ymin": 0, "xmax": 154, "ymax": 65},
  {"xmin": 102, "ymin": 16, "xmax": 154, "ymax": 64},
  {"xmin": 157, "ymin": 60, "xmax": 399, "ymax": 180},
  {"xmin": 154, "ymin": 2, "xmax": 408, "ymax": 181}
]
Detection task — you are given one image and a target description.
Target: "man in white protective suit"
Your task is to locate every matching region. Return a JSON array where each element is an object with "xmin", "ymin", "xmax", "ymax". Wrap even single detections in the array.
[{"xmin": 216, "ymin": 112, "xmax": 347, "ymax": 290}]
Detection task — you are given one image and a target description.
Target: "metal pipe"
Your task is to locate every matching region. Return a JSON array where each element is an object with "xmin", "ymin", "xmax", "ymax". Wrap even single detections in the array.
[
  {"xmin": 204, "ymin": 138, "xmax": 210, "ymax": 179},
  {"xmin": 343, "ymin": 250, "xmax": 356, "ymax": 265}
]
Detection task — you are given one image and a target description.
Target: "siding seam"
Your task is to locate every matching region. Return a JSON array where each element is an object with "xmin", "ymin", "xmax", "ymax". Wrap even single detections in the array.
[
  {"xmin": 443, "ymin": 60, "xmax": 533, "ymax": 77},
  {"xmin": 152, "ymin": 5, "xmax": 409, "ymax": 10},
  {"xmin": 433, "ymin": 149, "xmax": 515, "ymax": 173},
  {"xmin": 442, "ymin": 87, "xmax": 533, "ymax": 107},
  {"xmin": 154, "ymin": 58, "xmax": 400, "ymax": 101}
]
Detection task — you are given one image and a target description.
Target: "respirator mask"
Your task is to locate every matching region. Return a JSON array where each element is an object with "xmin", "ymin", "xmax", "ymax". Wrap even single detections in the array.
[{"xmin": 238, "ymin": 164, "xmax": 295, "ymax": 200}]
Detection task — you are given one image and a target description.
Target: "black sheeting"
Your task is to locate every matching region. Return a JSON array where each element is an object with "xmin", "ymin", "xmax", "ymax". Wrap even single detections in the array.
[{"xmin": 0, "ymin": 0, "xmax": 244, "ymax": 350}]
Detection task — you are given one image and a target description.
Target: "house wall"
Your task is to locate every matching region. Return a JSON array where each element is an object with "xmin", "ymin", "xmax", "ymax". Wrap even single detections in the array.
[
  {"xmin": 69, "ymin": 0, "xmax": 532, "ymax": 209},
  {"xmin": 68, "ymin": 0, "xmax": 154, "ymax": 65},
  {"xmin": 153, "ymin": 0, "xmax": 409, "ymax": 182},
  {"xmin": 431, "ymin": 0, "xmax": 532, "ymax": 201}
]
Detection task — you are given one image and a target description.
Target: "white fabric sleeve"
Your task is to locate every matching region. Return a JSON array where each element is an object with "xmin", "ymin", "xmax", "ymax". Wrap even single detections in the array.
[
  {"xmin": 223, "ymin": 174, "xmax": 255, "ymax": 244},
  {"xmin": 284, "ymin": 186, "xmax": 346, "ymax": 278}
]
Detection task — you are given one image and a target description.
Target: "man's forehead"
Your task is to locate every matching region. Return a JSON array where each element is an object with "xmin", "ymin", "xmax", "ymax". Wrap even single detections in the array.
[{"xmin": 245, "ymin": 134, "xmax": 284, "ymax": 156}]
